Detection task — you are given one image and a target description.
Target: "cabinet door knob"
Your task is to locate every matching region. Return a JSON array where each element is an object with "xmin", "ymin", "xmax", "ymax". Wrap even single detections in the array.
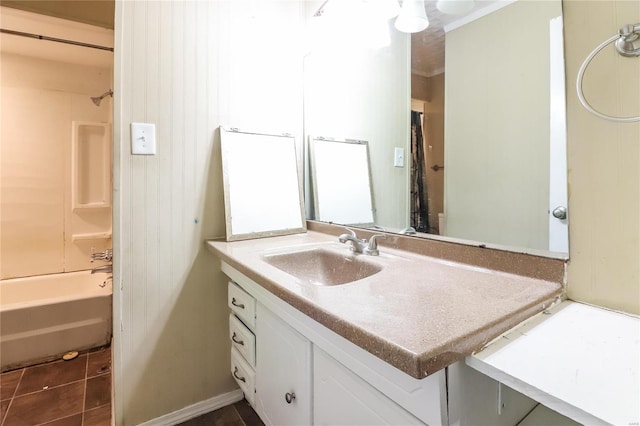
[
  {"xmin": 231, "ymin": 332, "xmax": 245, "ymax": 345},
  {"xmin": 285, "ymin": 392, "xmax": 296, "ymax": 404},
  {"xmin": 231, "ymin": 297, "xmax": 245, "ymax": 309},
  {"xmin": 233, "ymin": 366, "xmax": 246, "ymax": 383}
]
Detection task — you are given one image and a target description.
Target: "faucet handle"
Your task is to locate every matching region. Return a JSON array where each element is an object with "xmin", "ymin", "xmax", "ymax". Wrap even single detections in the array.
[
  {"xmin": 364, "ymin": 234, "xmax": 386, "ymax": 256},
  {"xmin": 400, "ymin": 226, "xmax": 417, "ymax": 235},
  {"xmin": 342, "ymin": 227, "xmax": 358, "ymax": 238}
]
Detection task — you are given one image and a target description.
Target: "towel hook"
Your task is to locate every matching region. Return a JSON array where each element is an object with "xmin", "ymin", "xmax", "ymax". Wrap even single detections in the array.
[{"xmin": 576, "ymin": 23, "xmax": 640, "ymax": 123}]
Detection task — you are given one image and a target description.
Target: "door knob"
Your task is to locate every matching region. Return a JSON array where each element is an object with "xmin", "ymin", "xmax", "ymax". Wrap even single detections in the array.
[{"xmin": 552, "ymin": 206, "xmax": 567, "ymax": 220}]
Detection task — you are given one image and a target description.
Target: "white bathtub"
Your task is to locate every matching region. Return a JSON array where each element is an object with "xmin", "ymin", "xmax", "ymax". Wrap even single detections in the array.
[{"xmin": 0, "ymin": 270, "xmax": 112, "ymax": 372}]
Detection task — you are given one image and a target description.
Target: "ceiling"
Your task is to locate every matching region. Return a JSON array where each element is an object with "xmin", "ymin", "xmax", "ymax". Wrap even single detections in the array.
[
  {"xmin": 412, "ymin": 1, "xmax": 448, "ymax": 77},
  {"xmin": 412, "ymin": 1, "xmax": 500, "ymax": 77},
  {"xmin": 0, "ymin": 0, "xmax": 493, "ymax": 77},
  {"xmin": 1, "ymin": 0, "xmax": 114, "ymax": 29}
]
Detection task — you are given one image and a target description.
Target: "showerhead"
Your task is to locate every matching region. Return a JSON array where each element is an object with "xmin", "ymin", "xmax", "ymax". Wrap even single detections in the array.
[{"xmin": 91, "ymin": 89, "xmax": 113, "ymax": 106}]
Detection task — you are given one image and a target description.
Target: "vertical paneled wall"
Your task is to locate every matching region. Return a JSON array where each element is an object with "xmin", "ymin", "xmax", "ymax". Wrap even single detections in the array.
[
  {"xmin": 563, "ymin": 0, "xmax": 640, "ymax": 314},
  {"xmin": 113, "ymin": 1, "xmax": 304, "ymax": 424}
]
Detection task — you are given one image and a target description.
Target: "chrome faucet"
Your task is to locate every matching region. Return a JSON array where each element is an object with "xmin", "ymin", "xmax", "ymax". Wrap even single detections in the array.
[
  {"xmin": 91, "ymin": 265, "xmax": 113, "ymax": 274},
  {"xmin": 338, "ymin": 228, "xmax": 386, "ymax": 256}
]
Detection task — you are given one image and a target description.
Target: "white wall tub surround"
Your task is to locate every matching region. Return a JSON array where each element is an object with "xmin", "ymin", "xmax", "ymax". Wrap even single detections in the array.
[
  {"xmin": 0, "ymin": 270, "xmax": 112, "ymax": 371},
  {"xmin": 207, "ymin": 227, "xmax": 564, "ymax": 425}
]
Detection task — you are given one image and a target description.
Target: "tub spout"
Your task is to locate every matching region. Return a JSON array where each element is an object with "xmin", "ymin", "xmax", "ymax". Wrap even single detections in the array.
[{"xmin": 91, "ymin": 265, "xmax": 112, "ymax": 274}]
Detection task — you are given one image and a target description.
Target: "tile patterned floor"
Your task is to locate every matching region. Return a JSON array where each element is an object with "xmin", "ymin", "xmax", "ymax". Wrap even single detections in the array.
[
  {"xmin": 178, "ymin": 399, "xmax": 264, "ymax": 426},
  {"xmin": 0, "ymin": 348, "xmax": 111, "ymax": 426}
]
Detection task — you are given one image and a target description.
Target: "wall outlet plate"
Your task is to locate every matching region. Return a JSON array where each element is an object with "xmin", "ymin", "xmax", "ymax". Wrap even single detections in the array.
[{"xmin": 131, "ymin": 122, "xmax": 156, "ymax": 155}]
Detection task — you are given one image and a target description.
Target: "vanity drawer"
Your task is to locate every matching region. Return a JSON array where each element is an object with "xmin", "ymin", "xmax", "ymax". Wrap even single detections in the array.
[
  {"xmin": 231, "ymin": 347, "xmax": 255, "ymax": 405},
  {"xmin": 228, "ymin": 281, "xmax": 256, "ymax": 330},
  {"xmin": 229, "ymin": 314, "xmax": 256, "ymax": 366}
]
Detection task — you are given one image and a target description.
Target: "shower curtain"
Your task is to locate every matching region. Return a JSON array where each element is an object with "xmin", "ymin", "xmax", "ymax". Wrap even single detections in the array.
[{"xmin": 410, "ymin": 110, "xmax": 429, "ymax": 233}]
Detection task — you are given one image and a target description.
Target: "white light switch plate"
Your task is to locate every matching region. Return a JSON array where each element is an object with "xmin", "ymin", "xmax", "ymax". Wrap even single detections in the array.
[
  {"xmin": 131, "ymin": 122, "xmax": 156, "ymax": 155},
  {"xmin": 394, "ymin": 147, "xmax": 405, "ymax": 167}
]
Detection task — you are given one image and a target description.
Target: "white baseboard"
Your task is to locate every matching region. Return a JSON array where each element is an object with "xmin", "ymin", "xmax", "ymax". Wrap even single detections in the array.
[{"xmin": 139, "ymin": 389, "xmax": 244, "ymax": 426}]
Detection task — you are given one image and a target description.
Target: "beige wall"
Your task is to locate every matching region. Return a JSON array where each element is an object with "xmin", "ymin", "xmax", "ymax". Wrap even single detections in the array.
[
  {"xmin": 444, "ymin": 0, "xmax": 561, "ymax": 250},
  {"xmin": 411, "ymin": 73, "xmax": 430, "ymax": 101},
  {"xmin": 113, "ymin": 1, "xmax": 304, "ymax": 424},
  {"xmin": 563, "ymin": 1, "xmax": 640, "ymax": 314},
  {"xmin": 0, "ymin": 10, "xmax": 113, "ymax": 279}
]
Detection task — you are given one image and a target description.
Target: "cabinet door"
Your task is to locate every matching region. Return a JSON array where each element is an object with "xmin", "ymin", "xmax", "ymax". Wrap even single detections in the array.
[
  {"xmin": 314, "ymin": 347, "xmax": 424, "ymax": 426},
  {"xmin": 255, "ymin": 303, "xmax": 312, "ymax": 426}
]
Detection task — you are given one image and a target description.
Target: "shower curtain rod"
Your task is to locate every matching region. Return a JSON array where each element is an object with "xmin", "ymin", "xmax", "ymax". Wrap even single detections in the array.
[{"xmin": 0, "ymin": 28, "xmax": 114, "ymax": 52}]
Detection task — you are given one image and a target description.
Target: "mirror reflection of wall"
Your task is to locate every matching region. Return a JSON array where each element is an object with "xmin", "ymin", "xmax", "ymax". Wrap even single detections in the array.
[
  {"xmin": 304, "ymin": 0, "xmax": 568, "ymax": 255},
  {"xmin": 303, "ymin": 3, "xmax": 410, "ymax": 231},
  {"xmin": 443, "ymin": 0, "xmax": 565, "ymax": 252}
]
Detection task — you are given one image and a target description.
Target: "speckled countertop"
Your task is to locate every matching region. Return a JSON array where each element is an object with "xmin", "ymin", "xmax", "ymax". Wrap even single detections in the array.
[{"xmin": 206, "ymin": 231, "xmax": 563, "ymax": 379}]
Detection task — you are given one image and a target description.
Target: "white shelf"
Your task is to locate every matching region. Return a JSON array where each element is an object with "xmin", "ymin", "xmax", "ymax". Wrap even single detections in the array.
[
  {"xmin": 71, "ymin": 232, "xmax": 112, "ymax": 241},
  {"xmin": 467, "ymin": 301, "xmax": 639, "ymax": 426},
  {"xmin": 71, "ymin": 121, "xmax": 112, "ymax": 210}
]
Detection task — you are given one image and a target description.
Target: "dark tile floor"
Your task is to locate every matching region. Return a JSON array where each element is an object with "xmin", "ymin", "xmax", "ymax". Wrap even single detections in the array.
[
  {"xmin": 178, "ymin": 399, "xmax": 264, "ymax": 426},
  {"xmin": 0, "ymin": 347, "xmax": 111, "ymax": 426}
]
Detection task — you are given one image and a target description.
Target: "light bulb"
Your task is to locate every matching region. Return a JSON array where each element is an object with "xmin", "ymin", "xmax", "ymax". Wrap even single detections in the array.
[{"xmin": 394, "ymin": 0, "xmax": 429, "ymax": 33}]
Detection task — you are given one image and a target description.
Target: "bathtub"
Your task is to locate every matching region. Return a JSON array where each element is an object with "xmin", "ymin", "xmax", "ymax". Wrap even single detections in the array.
[{"xmin": 0, "ymin": 270, "xmax": 112, "ymax": 372}]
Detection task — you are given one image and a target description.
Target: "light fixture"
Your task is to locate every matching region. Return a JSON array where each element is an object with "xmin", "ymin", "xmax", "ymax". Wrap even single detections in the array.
[
  {"xmin": 394, "ymin": 0, "xmax": 429, "ymax": 33},
  {"xmin": 436, "ymin": 0, "xmax": 475, "ymax": 15}
]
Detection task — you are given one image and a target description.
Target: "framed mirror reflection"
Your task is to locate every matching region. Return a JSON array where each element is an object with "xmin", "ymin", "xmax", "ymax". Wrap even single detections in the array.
[{"xmin": 309, "ymin": 137, "xmax": 376, "ymax": 227}]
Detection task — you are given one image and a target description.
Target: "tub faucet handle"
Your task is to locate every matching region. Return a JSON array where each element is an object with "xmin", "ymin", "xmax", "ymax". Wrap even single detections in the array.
[
  {"xmin": 91, "ymin": 265, "xmax": 113, "ymax": 274},
  {"xmin": 90, "ymin": 249, "xmax": 113, "ymax": 263}
]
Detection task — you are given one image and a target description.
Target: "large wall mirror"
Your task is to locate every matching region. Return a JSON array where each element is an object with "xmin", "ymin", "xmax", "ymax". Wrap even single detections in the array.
[{"xmin": 303, "ymin": 0, "xmax": 569, "ymax": 256}]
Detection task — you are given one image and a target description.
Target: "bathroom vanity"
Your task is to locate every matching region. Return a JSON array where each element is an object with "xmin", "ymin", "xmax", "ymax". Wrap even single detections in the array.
[{"xmin": 207, "ymin": 228, "xmax": 565, "ymax": 425}]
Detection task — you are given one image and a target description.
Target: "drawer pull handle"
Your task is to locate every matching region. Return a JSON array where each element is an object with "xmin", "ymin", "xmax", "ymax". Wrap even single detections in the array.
[
  {"xmin": 285, "ymin": 392, "xmax": 296, "ymax": 404},
  {"xmin": 233, "ymin": 366, "xmax": 246, "ymax": 383},
  {"xmin": 231, "ymin": 298, "xmax": 245, "ymax": 309},
  {"xmin": 231, "ymin": 332, "xmax": 245, "ymax": 346}
]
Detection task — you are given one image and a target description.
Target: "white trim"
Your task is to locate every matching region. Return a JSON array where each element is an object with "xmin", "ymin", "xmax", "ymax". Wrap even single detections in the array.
[
  {"xmin": 443, "ymin": 0, "xmax": 518, "ymax": 33},
  {"xmin": 548, "ymin": 15, "xmax": 569, "ymax": 254},
  {"xmin": 137, "ymin": 389, "xmax": 244, "ymax": 426}
]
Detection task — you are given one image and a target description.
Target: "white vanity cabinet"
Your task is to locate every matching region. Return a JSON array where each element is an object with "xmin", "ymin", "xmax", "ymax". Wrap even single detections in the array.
[
  {"xmin": 223, "ymin": 262, "xmax": 448, "ymax": 426},
  {"xmin": 255, "ymin": 303, "xmax": 312, "ymax": 426},
  {"xmin": 314, "ymin": 347, "xmax": 423, "ymax": 425}
]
